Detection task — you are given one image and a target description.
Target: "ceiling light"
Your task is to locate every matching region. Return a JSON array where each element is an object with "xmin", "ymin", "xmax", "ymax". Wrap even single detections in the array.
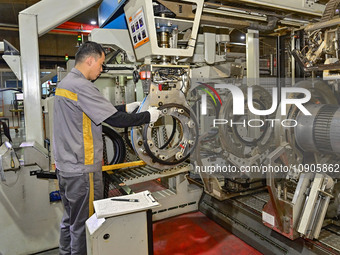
[
  {"xmin": 90, "ymin": 20, "xmax": 97, "ymax": 25},
  {"xmin": 240, "ymin": 35, "xmax": 245, "ymax": 40}
]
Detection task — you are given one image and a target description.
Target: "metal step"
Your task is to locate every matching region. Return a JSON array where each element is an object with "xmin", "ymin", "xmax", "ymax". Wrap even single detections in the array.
[
  {"xmin": 318, "ymin": 226, "xmax": 340, "ymax": 253},
  {"xmin": 200, "ymin": 193, "xmax": 340, "ymax": 255},
  {"xmin": 321, "ymin": 0, "xmax": 340, "ymax": 22},
  {"xmin": 114, "ymin": 163, "xmax": 193, "ymax": 185},
  {"xmin": 234, "ymin": 192, "xmax": 340, "ymax": 254},
  {"xmin": 234, "ymin": 191, "xmax": 269, "ymax": 213}
]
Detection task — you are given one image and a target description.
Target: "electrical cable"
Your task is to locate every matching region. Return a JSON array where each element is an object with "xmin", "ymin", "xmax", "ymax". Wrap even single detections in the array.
[{"xmin": 102, "ymin": 125, "xmax": 126, "ymax": 165}]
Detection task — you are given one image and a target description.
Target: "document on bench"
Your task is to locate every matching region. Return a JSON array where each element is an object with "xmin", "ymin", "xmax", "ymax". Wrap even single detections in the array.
[{"xmin": 93, "ymin": 190, "xmax": 160, "ymax": 219}]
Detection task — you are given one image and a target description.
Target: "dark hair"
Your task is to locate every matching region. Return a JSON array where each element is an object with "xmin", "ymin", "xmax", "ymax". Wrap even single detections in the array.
[{"xmin": 75, "ymin": 41, "xmax": 105, "ymax": 65}]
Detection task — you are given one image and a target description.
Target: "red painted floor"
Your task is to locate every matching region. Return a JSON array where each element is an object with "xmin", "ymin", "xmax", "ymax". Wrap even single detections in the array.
[{"xmin": 153, "ymin": 211, "xmax": 262, "ymax": 255}]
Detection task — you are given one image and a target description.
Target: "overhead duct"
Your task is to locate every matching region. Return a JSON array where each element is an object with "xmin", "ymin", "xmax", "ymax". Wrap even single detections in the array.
[{"xmin": 249, "ymin": 16, "xmax": 279, "ymax": 32}]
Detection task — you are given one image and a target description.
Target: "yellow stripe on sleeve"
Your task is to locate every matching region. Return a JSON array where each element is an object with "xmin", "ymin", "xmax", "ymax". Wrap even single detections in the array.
[{"xmin": 55, "ymin": 88, "xmax": 78, "ymax": 101}]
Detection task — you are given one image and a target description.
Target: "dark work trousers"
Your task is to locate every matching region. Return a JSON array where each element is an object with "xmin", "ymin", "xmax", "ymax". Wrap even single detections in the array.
[{"xmin": 56, "ymin": 169, "xmax": 103, "ymax": 255}]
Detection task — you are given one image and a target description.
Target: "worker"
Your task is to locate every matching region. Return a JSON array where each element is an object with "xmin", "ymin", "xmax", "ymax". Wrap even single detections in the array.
[{"xmin": 53, "ymin": 41, "xmax": 161, "ymax": 255}]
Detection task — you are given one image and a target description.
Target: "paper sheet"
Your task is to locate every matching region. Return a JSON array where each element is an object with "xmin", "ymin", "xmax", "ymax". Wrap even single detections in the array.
[{"xmin": 94, "ymin": 190, "xmax": 160, "ymax": 219}]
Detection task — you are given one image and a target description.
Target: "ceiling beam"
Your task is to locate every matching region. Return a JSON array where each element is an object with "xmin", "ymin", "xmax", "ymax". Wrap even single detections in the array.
[
  {"xmin": 220, "ymin": 0, "xmax": 325, "ymax": 16},
  {"xmin": 157, "ymin": 0, "xmax": 250, "ymax": 28},
  {"xmin": 0, "ymin": 21, "xmax": 98, "ymax": 35}
]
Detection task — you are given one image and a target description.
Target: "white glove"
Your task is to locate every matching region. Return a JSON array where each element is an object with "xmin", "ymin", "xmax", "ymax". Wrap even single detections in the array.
[
  {"xmin": 126, "ymin": 102, "xmax": 141, "ymax": 113},
  {"xmin": 147, "ymin": 107, "xmax": 162, "ymax": 123}
]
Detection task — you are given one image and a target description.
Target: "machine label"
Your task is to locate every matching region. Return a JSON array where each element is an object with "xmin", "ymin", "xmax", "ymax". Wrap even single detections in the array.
[{"xmin": 128, "ymin": 7, "xmax": 149, "ymax": 49}]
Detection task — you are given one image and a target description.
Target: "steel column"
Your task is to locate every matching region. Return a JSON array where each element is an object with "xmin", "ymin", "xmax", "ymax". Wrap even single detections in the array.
[
  {"xmin": 295, "ymin": 30, "xmax": 305, "ymax": 79},
  {"xmin": 19, "ymin": 13, "xmax": 44, "ymax": 145},
  {"xmin": 246, "ymin": 29, "xmax": 260, "ymax": 138},
  {"xmin": 246, "ymin": 29, "xmax": 260, "ymax": 87},
  {"xmin": 277, "ymin": 35, "xmax": 286, "ymax": 103},
  {"xmin": 18, "ymin": 0, "xmax": 101, "ymax": 146},
  {"xmin": 291, "ymin": 31, "xmax": 295, "ymax": 85}
]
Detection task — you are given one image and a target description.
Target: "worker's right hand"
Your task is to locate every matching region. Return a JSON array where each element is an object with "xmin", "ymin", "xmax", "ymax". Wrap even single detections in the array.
[{"xmin": 147, "ymin": 107, "xmax": 162, "ymax": 123}]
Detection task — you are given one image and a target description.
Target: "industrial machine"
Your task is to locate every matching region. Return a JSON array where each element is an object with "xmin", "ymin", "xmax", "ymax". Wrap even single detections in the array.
[
  {"xmin": 196, "ymin": 1, "xmax": 340, "ymax": 254},
  {"xmin": 94, "ymin": 0, "xmax": 205, "ymax": 222},
  {"xmin": 93, "ymin": 0, "xmax": 340, "ymax": 253}
]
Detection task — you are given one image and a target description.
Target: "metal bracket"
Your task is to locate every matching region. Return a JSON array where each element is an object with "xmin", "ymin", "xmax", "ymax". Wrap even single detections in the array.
[
  {"xmin": 0, "ymin": 155, "xmax": 5, "ymax": 182},
  {"xmin": 30, "ymin": 170, "xmax": 57, "ymax": 179}
]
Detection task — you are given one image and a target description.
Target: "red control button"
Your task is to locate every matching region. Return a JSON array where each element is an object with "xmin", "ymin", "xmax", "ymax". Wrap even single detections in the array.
[{"xmin": 139, "ymin": 71, "xmax": 151, "ymax": 80}]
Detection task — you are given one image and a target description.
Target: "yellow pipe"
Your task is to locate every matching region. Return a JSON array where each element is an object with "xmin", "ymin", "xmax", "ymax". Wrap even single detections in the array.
[{"xmin": 102, "ymin": 160, "xmax": 146, "ymax": 172}]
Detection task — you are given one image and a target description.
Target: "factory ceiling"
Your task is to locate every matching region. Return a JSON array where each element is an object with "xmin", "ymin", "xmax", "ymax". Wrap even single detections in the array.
[
  {"xmin": 0, "ymin": 0, "xmax": 333, "ymax": 69},
  {"xmin": 0, "ymin": 0, "xmax": 100, "ymax": 69}
]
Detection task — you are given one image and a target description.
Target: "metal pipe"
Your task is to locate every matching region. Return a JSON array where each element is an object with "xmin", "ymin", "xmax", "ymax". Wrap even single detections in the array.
[
  {"xmin": 144, "ymin": 165, "xmax": 160, "ymax": 173},
  {"xmin": 306, "ymin": 195, "xmax": 322, "ymax": 238},
  {"xmin": 134, "ymin": 169, "xmax": 148, "ymax": 176},
  {"xmin": 313, "ymin": 195, "xmax": 331, "ymax": 238},
  {"xmin": 140, "ymin": 167, "xmax": 153, "ymax": 175},
  {"xmin": 124, "ymin": 170, "xmax": 138, "ymax": 179},
  {"xmin": 203, "ymin": 6, "xmax": 309, "ymax": 27},
  {"xmin": 119, "ymin": 172, "xmax": 130, "ymax": 180},
  {"xmin": 291, "ymin": 31, "xmax": 295, "ymax": 85},
  {"xmin": 203, "ymin": 7, "xmax": 266, "ymax": 22},
  {"xmin": 140, "ymin": 168, "xmax": 152, "ymax": 175},
  {"xmin": 270, "ymin": 54, "xmax": 274, "ymax": 76},
  {"xmin": 0, "ymin": 23, "xmax": 18, "ymax": 28},
  {"xmin": 122, "ymin": 171, "xmax": 134, "ymax": 179},
  {"xmin": 129, "ymin": 170, "xmax": 140, "ymax": 178},
  {"xmin": 305, "ymin": 17, "xmax": 340, "ymax": 32}
]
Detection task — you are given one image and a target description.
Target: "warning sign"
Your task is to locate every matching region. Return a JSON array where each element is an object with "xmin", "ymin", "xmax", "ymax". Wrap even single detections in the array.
[{"xmin": 128, "ymin": 7, "xmax": 150, "ymax": 49}]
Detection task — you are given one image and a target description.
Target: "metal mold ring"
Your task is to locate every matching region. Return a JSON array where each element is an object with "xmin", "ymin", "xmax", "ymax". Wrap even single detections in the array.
[{"xmin": 134, "ymin": 103, "xmax": 199, "ymax": 169}]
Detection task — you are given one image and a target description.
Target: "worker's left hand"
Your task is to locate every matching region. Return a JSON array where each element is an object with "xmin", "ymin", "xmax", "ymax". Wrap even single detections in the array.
[{"xmin": 126, "ymin": 102, "xmax": 141, "ymax": 113}]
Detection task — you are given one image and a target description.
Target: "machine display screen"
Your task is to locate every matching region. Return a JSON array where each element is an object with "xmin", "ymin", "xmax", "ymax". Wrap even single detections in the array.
[{"xmin": 15, "ymin": 93, "xmax": 24, "ymax": 101}]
